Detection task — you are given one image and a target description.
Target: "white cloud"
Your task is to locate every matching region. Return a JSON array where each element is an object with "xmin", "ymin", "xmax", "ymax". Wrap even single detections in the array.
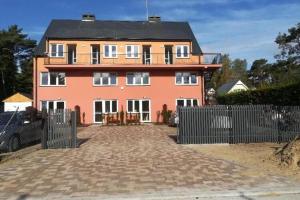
[{"xmin": 152, "ymin": 2, "xmax": 300, "ymax": 66}]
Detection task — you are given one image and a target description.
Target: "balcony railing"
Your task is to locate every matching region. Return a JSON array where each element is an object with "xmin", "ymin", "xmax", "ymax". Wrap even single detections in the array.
[{"xmin": 44, "ymin": 52, "xmax": 222, "ymax": 65}]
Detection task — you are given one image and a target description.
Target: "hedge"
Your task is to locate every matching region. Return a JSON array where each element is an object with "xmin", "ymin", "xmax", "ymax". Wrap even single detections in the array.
[{"xmin": 217, "ymin": 81, "xmax": 300, "ymax": 106}]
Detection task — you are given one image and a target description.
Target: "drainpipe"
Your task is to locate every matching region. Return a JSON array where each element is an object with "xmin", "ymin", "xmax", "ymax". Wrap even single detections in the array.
[{"xmin": 34, "ymin": 57, "xmax": 38, "ymax": 109}]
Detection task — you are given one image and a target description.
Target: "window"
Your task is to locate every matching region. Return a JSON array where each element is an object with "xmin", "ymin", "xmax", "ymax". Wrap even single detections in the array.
[
  {"xmin": 50, "ymin": 44, "xmax": 64, "ymax": 57},
  {"xmin": 126, "ymin": 72, "xmax": 149, "ymax": 85},
  {"xmin": 94, "ymin": 100, "xmax": 118, "ymax": 123},
  {"xmin": 40, "ymin": 72, "xmax": 66, "ymax": 86},
  {"xmin": 104, "ymin": 45, "xmax": 117, "ymax": 58},
  {"xmin": 93, "ymin": 72, "xmax": 117, "ymax": 86},
  {"xmin": 91, "ymin": 45, "xmax": 100, "ymax": 64},
  {"xmin": 127, "ymin": 100, "xmax": 140, "ymax": 113},
  {"xmin": 176, "ymin": 45, "xmax": 189, "ymax": 58},
  {"xmin": 40, "ymin": 101, "xmax": 65, "ymax": 111},
  {"xmin": 176, "ymin": 99, "xmax": 198, "ymax": 107},
  {"xmin": 126, "ymin": 45, "xmax": 139, "ymax": 58},
  {"xmin": 175, "ymin": 72, "xmax": 197, "ymax": 85}
]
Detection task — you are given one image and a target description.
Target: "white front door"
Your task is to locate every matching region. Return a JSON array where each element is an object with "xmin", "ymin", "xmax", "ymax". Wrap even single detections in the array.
[{"xmin": 127, "ymin": 99, "xmax": 151, "ymax": 122}]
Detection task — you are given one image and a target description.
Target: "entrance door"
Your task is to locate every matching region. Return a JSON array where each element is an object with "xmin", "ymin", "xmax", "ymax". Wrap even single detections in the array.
[
  {"xmin": 94, "ymin": 101, "xmax": 103, "ymax": 123},
  {"xmin": 127, "ymin": 100, "xmax": 151, "ymax": 122},
  {"xmin": 164, "ymin": 45, "xmax": 173, "ymax": 64},
  {"xmin": 142, "ymin": 46, "xmax": 151, "ymax": 64},
  {"xmin": 141, "ymin": 100, "xmax": 150, "ymax": 122},
  {"xmin": 91, "ymin": 45, "xmax": 100, "ymax": 64},
  {"xmin": 67, "ymin": 44, "xmax": 77, "ymax": 64}
]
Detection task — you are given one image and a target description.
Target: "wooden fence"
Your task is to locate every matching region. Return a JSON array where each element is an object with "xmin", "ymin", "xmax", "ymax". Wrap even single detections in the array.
[
  {"xmin": 41, "ymin": 109, "xmax": 77, "ymax": 149},
  {"xmin": 177, "ymin": 105, "xmax": 300, "ymax": 144}
]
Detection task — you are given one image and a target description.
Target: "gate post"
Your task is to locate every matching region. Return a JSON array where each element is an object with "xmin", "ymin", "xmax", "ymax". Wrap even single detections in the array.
[
  {"xmin": 41, "ymin": 110, "xmax": 48, "ymax": 149},
  {"xmin": 71, "ymin": 111, "xmax": 77, "ymax": 148},
  {"xmin": 228, "ymin": 105, "xmax": 234, "ymax": 144}
]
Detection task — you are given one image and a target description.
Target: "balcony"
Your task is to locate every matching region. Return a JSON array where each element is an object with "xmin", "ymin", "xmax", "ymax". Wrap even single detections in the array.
[{"xmin": 44, "ymin": 52, "xmax": 222, "ymax": 69}]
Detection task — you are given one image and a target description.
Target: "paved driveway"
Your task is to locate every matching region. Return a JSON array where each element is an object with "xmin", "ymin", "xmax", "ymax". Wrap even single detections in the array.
[{"xmin": 0, "ymin": 125, "xmax": 298, "ymax": 199}]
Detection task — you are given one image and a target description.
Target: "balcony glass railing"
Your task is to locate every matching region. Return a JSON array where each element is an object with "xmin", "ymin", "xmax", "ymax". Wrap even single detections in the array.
[{"xmin": 44, "ymin": 52, "xmax": 222, "ymax": 65}]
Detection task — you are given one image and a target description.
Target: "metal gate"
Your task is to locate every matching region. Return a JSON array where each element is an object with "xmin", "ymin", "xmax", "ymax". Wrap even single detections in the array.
[
  {"xmin": 177, "ymin": 105, "xmax": 300, "ymax": 144},
  {"xmin": 42, "ymin": 109, "xmax": 77, "ymax": 149}
]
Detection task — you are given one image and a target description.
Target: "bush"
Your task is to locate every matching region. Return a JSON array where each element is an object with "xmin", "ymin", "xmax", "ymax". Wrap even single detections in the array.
[{"xmin": 217, "ymin": 81, "xmax": 300, "ymax": 105}]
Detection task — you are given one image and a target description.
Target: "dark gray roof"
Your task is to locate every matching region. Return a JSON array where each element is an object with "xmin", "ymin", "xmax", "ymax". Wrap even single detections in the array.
[
  {"xmin": 34, "ymin": 19, "xmax": 202, "ymax": 56},
  {"xmin": 217, "ymin": 80, "xmax": 240, "ymax": 95}
]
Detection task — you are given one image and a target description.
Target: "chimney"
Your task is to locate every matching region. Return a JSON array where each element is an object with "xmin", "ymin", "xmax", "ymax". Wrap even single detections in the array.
[
  {"xmin": 148, "ymin": 16, "xmax": 161, "ymax": 23},
  {"xmin": 82, "ymin": 13, "xmax": 96, "ymax": 21}
]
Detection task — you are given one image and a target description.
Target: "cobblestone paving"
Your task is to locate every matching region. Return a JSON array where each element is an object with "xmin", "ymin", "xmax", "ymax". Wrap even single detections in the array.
[{"xmin": 0, "ymin": 125, "xmax": 297, "ymax": 199}]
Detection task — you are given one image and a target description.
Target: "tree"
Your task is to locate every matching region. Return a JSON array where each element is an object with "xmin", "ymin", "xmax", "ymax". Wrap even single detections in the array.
[
  {"xmin": 209, "ymin": 54, "xmax": 233, "ymax": 89},
  {"xmin": 275, "ymin": 22, "xmax": 300, "ymax": 63},
  {"xmin": 0, "ymin": 25, "xmax": 36, "ymax": 100},
  {"xmin": 231, "ymin": 58, "xmax": 248, "ymax": 83},
  {"xmin": 248, "ymin": 59, "xmax": 272, "ymax": 88}
]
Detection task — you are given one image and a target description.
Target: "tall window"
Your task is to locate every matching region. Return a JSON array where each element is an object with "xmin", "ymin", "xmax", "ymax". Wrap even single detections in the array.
[
  {"xmin": 93, "ymin": 72, "xmax": 117, "ymax": 86},
  {"xmin": 176, "ymin": 99, "xmax": 198, "ymax": 107},
  {"xmin": 175, "ymin": 72, "xmax": 197, "ymax": 85},
  {"xmin": 176, "ymin": 45, "xmax": 189, "ymax": 58},
  {"xmin": 126, "ymin": 72, "xmax": 149, "ymax": 85},
  {"xmin": 94, "ymin": 100, "xmax": 118, "ymax": 123},
  {"xmin": 41, "ymin": 101, "xmax": 65, "ymax": 111},
  {"xmin": 104, "ymin": 45, "xmax": 117, "ymax": 58},
  {"xmin": 40, "ymin": 72, "xmax": 66, "ymax": 86},
  {"xmin": 50, "ymin": 44, "xmax": 64, "ymax": 57},
  {"xmin": 126, "ymin": 45, "xmax": 139, "ymax": 58}
]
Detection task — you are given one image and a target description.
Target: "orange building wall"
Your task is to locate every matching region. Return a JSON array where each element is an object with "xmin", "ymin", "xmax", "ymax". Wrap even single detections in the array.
[
  {"xmin": 45, "ymin": 40, "xmax": 201, "ymax": 65},
  {"xmin": 34, "ymin": 40, "xmax": 207, "ymax": 124}
]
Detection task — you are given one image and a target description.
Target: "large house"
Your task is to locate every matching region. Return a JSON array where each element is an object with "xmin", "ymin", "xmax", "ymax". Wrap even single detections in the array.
[{"xmin": 33, "ymin": 14, "xmax": 222, "ymax": 124}]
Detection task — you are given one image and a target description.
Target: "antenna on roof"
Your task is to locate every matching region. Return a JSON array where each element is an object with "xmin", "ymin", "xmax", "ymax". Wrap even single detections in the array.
[{"xmin": 145, "ymin": 0, "xmax": 149, "ymax": 20}]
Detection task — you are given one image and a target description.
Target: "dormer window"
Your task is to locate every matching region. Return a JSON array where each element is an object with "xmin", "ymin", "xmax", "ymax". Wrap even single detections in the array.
[
  {"xmin": 50, "ymin": 44, "xmax": 64, "ymax": 57},
  {"xmin": 176, "ymin": 45, "xmax": 189, "ymax": 58},
  {"xmin": 104, "ymin": 45, "xmax": 117, "ymax": 58},
  {"xmin": 126, "ymin": 45, "xmax": 139, "ymax": 58}
]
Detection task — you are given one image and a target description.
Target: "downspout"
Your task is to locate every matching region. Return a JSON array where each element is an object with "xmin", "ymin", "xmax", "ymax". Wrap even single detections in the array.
[
  {"xmin": 34, "ymin": 57, "xmax": 38, "ymax": 109},
  {"xmin": 201, "ymin": 71, "xmax": 205, "ymax": 106}
]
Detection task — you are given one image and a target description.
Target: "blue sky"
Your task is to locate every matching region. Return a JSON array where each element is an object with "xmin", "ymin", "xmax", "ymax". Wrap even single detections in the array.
[{"xmin": 1, "ymin": 0, "xmax": 300, "ymax": 67}]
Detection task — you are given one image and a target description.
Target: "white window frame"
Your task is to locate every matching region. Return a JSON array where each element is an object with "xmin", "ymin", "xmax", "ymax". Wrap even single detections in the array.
[
  {"xmin": 127, "ymin": 99, "xmax": 151, "ymax": 122},
  {"xmin": 103, "ymin": 45, "xmax": 118, "ymax": 58},
  {"xmin": 126, "ymin": 45, "xmax": 140, "ymax": 58},
  {"xmin": 93, "ymin": 100, "xmax": 118, "ymax": 123},
  {"xmin": 90, "ymin": 45, "xmax": 100, "ymax": 64},
  {"xmin": 40, "ymin": 100, "xmax": 66, "ymax": 111},
  {"xmin": 175, "ymin": 72, "xmax": 198, "ymax": 85},
  {"xmin": 176, "ymin": 99, "xmax": 198, "ymax": 107},
  {"xmin": 93, "ymin": 72, "xmax": 118, "ymax": 86},
  {"xmin": 176, "ymin": 45, "xmax": 189, "ymax": 58},
  {"xmin": 40, "ymin": 72, "xmax": 66, "ymax": 86},
  {"xmin": 126, "ymin": 72, "xmax": 150, "ymax": 86},
  {"xmin": 49, "ymin": 44, "xmax": 64, "ymax": 57}
]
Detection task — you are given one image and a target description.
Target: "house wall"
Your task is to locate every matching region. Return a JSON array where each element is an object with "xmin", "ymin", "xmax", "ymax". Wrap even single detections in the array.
[
  {"xmin": 45, "ymin": 40, "xmax": 201, "ymax": 65},
  {"xmin": 33, "ymin": 39, "xmax": 209, "ymax": 124},
  {"xmin": 35, "ymin": 66, "xmax": 203, "ymax": 123},
  {"xmin": 4, "ymin": 102, "xmax": 32, "ymax": 112}
]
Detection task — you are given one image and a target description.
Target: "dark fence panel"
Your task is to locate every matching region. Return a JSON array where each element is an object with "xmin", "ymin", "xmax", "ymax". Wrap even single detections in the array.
[
  {"xmin": 177, "ymin": 105, "xmax": 300, "ymax": 144},
  {"xmin": 42, "ymin": 109, "xmax": 77, "ymax": 149}
]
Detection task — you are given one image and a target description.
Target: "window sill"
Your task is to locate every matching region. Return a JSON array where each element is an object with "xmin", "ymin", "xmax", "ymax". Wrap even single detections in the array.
[
  {"xmin": 175, "ymin": 84, "xmax": 199, "ymax": 86},
  {"xmin": 103, "ymin": 57, "xmax": 118, "ymax": 59},
  {"xmin": 39, "ymin": 85, "xmax": 67, "ymax": 87},
  {"xmin": 126, "ymin": 84, "xmax": 151, "ymax": 86},
  {"xmin": 93, "ymin": 84, "xmax": 118, "ymax": 87}
]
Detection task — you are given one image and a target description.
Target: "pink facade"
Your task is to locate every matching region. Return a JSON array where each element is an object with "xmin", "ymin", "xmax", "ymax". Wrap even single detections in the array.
[
  {"xmin": 33, "ymin": 16, "xmax": 222, "ymax": 124},
  {"xmin": 35, "ymin": 68, "xmax": 206, "ymax": 124}
]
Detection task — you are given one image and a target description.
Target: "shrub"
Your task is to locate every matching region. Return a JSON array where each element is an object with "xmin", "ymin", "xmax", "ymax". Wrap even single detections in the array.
[{"xmin": 217, "ymin": 81, "xmax": 300, "ymax": 105}]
